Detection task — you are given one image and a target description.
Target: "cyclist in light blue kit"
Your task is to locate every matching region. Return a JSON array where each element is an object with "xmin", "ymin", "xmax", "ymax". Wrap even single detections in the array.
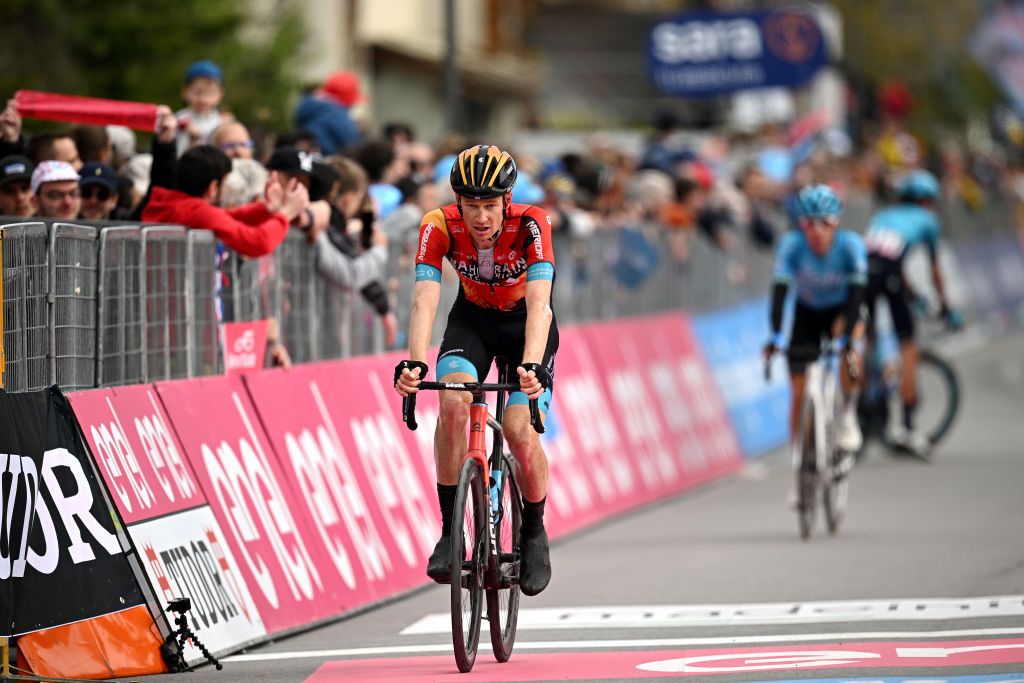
[
  {"xmin": 864, "ymin": 169, "xmax": 960, "ymax": 454},
  {"xmin": 765, "ymin": 184, "xmax": 868, "ymax": 452}
]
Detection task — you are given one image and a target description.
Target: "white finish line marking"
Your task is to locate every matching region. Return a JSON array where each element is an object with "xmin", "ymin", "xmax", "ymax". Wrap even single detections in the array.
[
  {"xmin": 402, "ymin": 595, "xmax": 1024, "ymax": 635},
  {"xmin": 222, "ymin": 626, "xmax": 1024, "ymax": 663}
]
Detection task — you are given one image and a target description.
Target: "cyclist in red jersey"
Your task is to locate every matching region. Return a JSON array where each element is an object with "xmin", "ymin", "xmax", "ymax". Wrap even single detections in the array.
[{"xmin": 393, "ymin": 144, "xmax": 556, "ymax": 596}]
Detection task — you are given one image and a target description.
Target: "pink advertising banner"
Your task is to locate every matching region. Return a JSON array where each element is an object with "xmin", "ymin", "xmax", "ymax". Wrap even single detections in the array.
[
  {"xmin": 242, "ymin": 355, "xmax": 440, "ymax": 605},
  {"xmin": 69, "ymin": 385, "xmax": 207, "ymax": 524},
  {"xmin": 154, "ymin": 375, "xmax": 342, "ymax": 633}
]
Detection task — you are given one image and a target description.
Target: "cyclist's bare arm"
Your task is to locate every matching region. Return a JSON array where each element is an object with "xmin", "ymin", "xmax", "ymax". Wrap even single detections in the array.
[
  {"xmin": 522, "ymin": 279, "xmax": 553, "ymax": 365},
  {"xmin": 397, "ymin": 279, "xmax": 441, "ymax": 394},
  {"xmin": 516, "ymin": 279, "xmax": 553, "ymax": 400}
]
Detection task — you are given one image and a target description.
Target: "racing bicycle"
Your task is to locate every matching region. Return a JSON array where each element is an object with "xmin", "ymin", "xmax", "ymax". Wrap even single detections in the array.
[
  {"xmin": 768, "ymin": 340, "xmax": 856, "ymax": 540},
  {"xmin": 401, "ymin": 360, "xmax": 544, "ymax": 673},
  {"xmin": 858, "ymin": 307, "xmax": 961, "ymax": 460}
]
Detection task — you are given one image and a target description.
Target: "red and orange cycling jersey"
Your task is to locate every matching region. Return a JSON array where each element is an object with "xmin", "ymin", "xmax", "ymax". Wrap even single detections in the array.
[{"xmin": 415, "ymin": 203, "xmax": 556, "ymax": 311}]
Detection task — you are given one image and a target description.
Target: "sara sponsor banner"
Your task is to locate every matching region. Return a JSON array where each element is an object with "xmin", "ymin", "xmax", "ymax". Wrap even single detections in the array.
[
  {"xmin": 691, "ymin": 298, "xmax": 790, "ymax": 458},
  {"xmin": 0, "ymin": 387, "xmax": 165, "ymax": 678},
  {"xmin": 155, "ymin": 375, "xmax": 342, "ymax": 634},
  {"xmin": 241, "ymin": 355, "xmax": 441, "ymax": 607},
  {"xmin": 69, "ymin": 384, "xmax": 267, "ymax": 659},
  {"xmin": 648, "ymin": 9, "xmax": 827, "ymax": 97}
]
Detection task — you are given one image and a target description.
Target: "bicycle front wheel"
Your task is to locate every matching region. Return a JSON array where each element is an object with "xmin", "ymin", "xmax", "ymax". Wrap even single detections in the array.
[
  {"xmin": 796, "ymin": 396, "xmax": 817, "ymax": 541},
  {"xmin": 451, "ymin": 457, "xmax": 486, "ymax": 673},
  {"xmin": 917, "ymin": 350, "xmax": 960, "ymax": 448},
  {"xmin": 487, "ymin": 456, "xmax": 522, "ymax": 663}
]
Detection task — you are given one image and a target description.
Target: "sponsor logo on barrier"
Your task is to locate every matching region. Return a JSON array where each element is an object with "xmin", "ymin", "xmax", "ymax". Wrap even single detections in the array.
[
  {"xmin": 201, "ymin": 392, "xmax": 323, "ymax": 609},
  {"xmin": 143, "ymin": 536, "xmax": 242, "ymax": 629},
  {"xmin": 1, "ymin": 449, "xmax": 122, "ymax": 579},
  {"xmin": 283, "ymin": 383, "xmax": 393, "ymax": 589},
  {"xmin": 129, "ymin": 506, "xmax": 265, "ymax": 660},
  {"xmin": 87, "ymin": 392, "xmax": 197, "ymax": 518},
  {"xmin": 223, "ymin": 321, "xmax": 268, "ymax": 375}
]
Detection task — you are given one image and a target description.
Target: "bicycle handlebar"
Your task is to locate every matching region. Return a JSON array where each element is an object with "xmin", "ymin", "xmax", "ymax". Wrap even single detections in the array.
[
  {"xmin": 401, "ymin": 381, "xmax": 545, "ymax": 434},
  {"xmin": 763, "ymin": 342, "xmax": 860, "ymax": 383}
]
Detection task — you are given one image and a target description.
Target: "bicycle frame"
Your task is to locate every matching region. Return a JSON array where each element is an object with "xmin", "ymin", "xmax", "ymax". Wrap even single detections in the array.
[{"xmin": 798, "ymin": 343, "xmax": 842, "ymax": 476}]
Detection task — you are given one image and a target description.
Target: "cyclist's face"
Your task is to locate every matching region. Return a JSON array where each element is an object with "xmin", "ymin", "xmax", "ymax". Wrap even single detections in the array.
[
  {"xmin": 460, "ymin": 196, "xmax": 504, "ymax": 248},
  {"xmin": 801, "ymin": 216, "xmax": 838, "ymax": 255}
]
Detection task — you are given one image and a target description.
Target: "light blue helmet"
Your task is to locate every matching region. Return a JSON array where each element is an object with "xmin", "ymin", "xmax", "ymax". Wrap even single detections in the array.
[
  {"xmin": 796, "ymin": 184, "xmax": 843, "ymax": 219},
  {"xmin": 898, "ymin": 169, "xmax": 940, "ymax": 202}
]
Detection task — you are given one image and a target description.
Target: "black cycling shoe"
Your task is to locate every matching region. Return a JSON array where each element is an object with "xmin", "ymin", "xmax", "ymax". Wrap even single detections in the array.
[
  {"xmin": 426, "ymin": 535, "xmax": 452, "ymax": 583},
  {"xmin": 518, "ymin": 528, "xmax": 551, "ymax": 596}
]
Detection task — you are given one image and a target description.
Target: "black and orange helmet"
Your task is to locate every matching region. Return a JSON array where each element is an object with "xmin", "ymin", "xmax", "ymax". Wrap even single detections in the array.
[{"xmin": 450, "ymin": 144, "xmax": 517, "ymax": 199}]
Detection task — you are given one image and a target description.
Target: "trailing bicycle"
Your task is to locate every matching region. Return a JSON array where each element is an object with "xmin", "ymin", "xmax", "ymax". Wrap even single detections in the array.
[
  {"xmin": 401, "ymin": 359, "xmax": 544, "ymax": 673},
  {"xmin": 767, "ymin": 339, "xmax": 857, "ymax": 540},
  {"xmin": 858, "ymin": 305, "xmax": 961, "ymax": 460}
]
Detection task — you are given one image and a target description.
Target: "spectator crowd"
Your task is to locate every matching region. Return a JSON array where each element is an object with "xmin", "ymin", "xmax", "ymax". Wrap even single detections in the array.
[{"xmin": 2, "ymin": 63, "xmax": 1019, "ymax": 364}]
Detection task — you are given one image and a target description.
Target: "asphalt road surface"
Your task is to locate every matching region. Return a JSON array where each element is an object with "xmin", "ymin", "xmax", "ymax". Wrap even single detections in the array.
[{"xmin": 123, "ymin": 332, "xmax": 1024, "ymax": 683}]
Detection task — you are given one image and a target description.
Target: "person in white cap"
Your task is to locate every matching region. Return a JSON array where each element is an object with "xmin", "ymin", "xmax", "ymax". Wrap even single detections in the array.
[{"xmin": 31, "ymin": 160, "xmax": 81, "ymax": 219}]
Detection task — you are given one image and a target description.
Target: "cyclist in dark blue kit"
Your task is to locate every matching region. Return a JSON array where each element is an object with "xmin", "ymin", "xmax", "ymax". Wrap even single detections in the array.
[
  {"xmin": 864, "ymin": 169, "xmax": 960, "ymax": 454},
  {"xmin": 765, "ymin": 185, "xmax": 869, "ymax": 453}
]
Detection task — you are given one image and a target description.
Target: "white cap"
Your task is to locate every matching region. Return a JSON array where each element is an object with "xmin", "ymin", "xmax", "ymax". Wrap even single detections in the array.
[{"xmin": 31, "ymin": 160, "xmax": 80, "ymax": 195}]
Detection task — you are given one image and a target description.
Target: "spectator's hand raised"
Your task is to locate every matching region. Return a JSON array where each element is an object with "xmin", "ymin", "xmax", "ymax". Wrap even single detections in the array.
[
  {"xmin": 1, "ymin": 99, "xmax": 22, "ymax": 143},
  {"xmin": 281, "ymin": 177, "xmax": 309, "ymax": 221},
  {"xmin": 155, "ymin": 105, "xmax": 178, "ymax": 144},
  {"xmin": 264, "ymin": 175, "xmax": 285, "ymax": 214}
]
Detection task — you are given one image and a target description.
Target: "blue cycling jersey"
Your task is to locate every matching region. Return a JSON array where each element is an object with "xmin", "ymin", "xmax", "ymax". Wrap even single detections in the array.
[
  {"xmin": 773, "ymin": 229, "xmax": 868, "ymax": 310},
  {"xmin": 864, "ymin": 204, "xmax": 940, "ymax": 262}
]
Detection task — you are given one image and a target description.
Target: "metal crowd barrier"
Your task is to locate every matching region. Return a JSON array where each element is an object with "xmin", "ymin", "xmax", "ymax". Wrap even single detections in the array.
[
  {"xmin": 1, "ymin": 222, "xmax": 48, "ymax": 392},
  {"xmin": 97, "ymin": 226, "xmax": 144, "ymax": 387},
  {"xmin": 1, "ymin": 190, "xmax": 1020, "ymax": 393}
]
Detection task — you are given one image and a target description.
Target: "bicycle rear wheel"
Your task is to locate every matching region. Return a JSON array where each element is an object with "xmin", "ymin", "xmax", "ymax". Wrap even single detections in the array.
[
  {"xmin": 487, "ymin": 456, "xmax": 522, "ymax": 663},
  {"xmin": 917, "ymin": 350, "xmax": 960, "ymax": 448},
  {"xmin": 796, "ymin": 397, "xmax": 817, "ymax": 540},
  {"xmin": 451, "ymin": 458, "xmax": 486, "ymax": 673}
]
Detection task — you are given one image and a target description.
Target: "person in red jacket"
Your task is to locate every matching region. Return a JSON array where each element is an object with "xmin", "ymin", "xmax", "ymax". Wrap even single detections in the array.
[{"xmin": 142, "ymin": 144, "xmax": 308, "ymax": 258}]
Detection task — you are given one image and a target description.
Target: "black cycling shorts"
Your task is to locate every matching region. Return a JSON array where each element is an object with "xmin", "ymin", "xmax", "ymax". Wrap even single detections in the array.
[
  {"xmin": 787, "ymin": 302, "xmax": 844, "ymax": 375},
  {"xmin": 866, "ymin": 255, "xmax": 914, "ymax": 342},
  {"xmin": 436, "ymin": 296, "xmax": 559, "ymax": 412}
]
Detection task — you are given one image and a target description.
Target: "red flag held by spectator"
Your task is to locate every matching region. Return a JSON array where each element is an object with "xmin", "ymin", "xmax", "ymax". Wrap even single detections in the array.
[{"xmin": 14, "ymin": 90, "xmax": 159, "ymax": 131}]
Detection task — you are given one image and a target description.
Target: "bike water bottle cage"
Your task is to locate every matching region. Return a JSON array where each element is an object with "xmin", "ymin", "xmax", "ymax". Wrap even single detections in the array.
[
  {"xmin": 518, "ymin": 362, "xmax": 552, "ymax": 389},
  {"xmin": 394, "ymin": 360, "xmax": 429, "ymax": 385}
]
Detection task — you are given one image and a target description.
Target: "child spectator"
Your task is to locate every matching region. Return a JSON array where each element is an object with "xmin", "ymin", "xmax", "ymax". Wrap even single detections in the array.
[{"xmin": 176, "ymin": 60, "xmax": 228, "ymax": 156}]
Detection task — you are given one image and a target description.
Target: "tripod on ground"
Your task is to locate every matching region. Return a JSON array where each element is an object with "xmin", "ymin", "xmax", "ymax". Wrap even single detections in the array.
[{"xmin": 161, "ymin": 597, "xmax": 223, "ymax": 672}]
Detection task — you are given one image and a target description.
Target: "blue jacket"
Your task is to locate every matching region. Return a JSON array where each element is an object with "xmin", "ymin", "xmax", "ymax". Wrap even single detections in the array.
[{"xmin": 294, "ymin": 95, "xmax": 361, "ymax": 155}]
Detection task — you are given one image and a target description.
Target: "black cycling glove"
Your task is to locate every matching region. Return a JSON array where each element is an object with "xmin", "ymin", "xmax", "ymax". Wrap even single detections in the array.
[
  {"xmin": 394, "ymin": 360, "xmax": 429, "ymax": 386},
  {"xmin": 518, "ymin": 362, "xmax": 553, "ymax": 390}
]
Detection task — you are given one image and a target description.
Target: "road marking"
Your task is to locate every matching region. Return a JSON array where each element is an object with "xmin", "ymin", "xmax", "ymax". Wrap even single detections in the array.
[
  {"xmin": 402, "ymin": 596, "xmax": 1024, "ymax": 634},
  {"xmin": 742, "ymin": 676, "xmax": 1024, "ymax": 683},
  {"xmin": 224, "ymin": 626, "xmax": 1024, "ymax": 662},
  {"xmin": 301, "ymin": 641, "xmax": 1024, "ymax": 681}
]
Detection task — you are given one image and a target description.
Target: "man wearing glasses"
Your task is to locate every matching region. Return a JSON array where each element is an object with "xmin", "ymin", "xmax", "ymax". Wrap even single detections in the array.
[
  {"xmin": 30, "ymin": 160, "xmax": 81, "ymax": 220},
  {"xmin": 78, "ymin": 162, "xmax": 130, "ymax": 221},
  {"xmin": 212, "ymin": 121, "xmax": 255, "ymax": 160}
]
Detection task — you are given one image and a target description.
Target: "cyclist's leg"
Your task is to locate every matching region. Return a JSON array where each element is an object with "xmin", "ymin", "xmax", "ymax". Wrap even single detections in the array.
[
  {"xmin": 427, "ymin": 307, "xmax": 492, "ymax": 582},
  {"xmin": 500, "ymin": 315, "xmax": 558, "ymax": 596},
  {"xmin": 887, "ymin": 280, "xmax": 919, "ymax": 430},
  {"xmin": 787, "ymin": 303, "xmax": 820, "ymax": 443}
]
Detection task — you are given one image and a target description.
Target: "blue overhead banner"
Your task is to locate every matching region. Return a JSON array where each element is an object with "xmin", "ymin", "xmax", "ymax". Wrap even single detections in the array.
[{"xmin": 648, "ymin": 9, "xmax": 827, "ymax": 97}]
